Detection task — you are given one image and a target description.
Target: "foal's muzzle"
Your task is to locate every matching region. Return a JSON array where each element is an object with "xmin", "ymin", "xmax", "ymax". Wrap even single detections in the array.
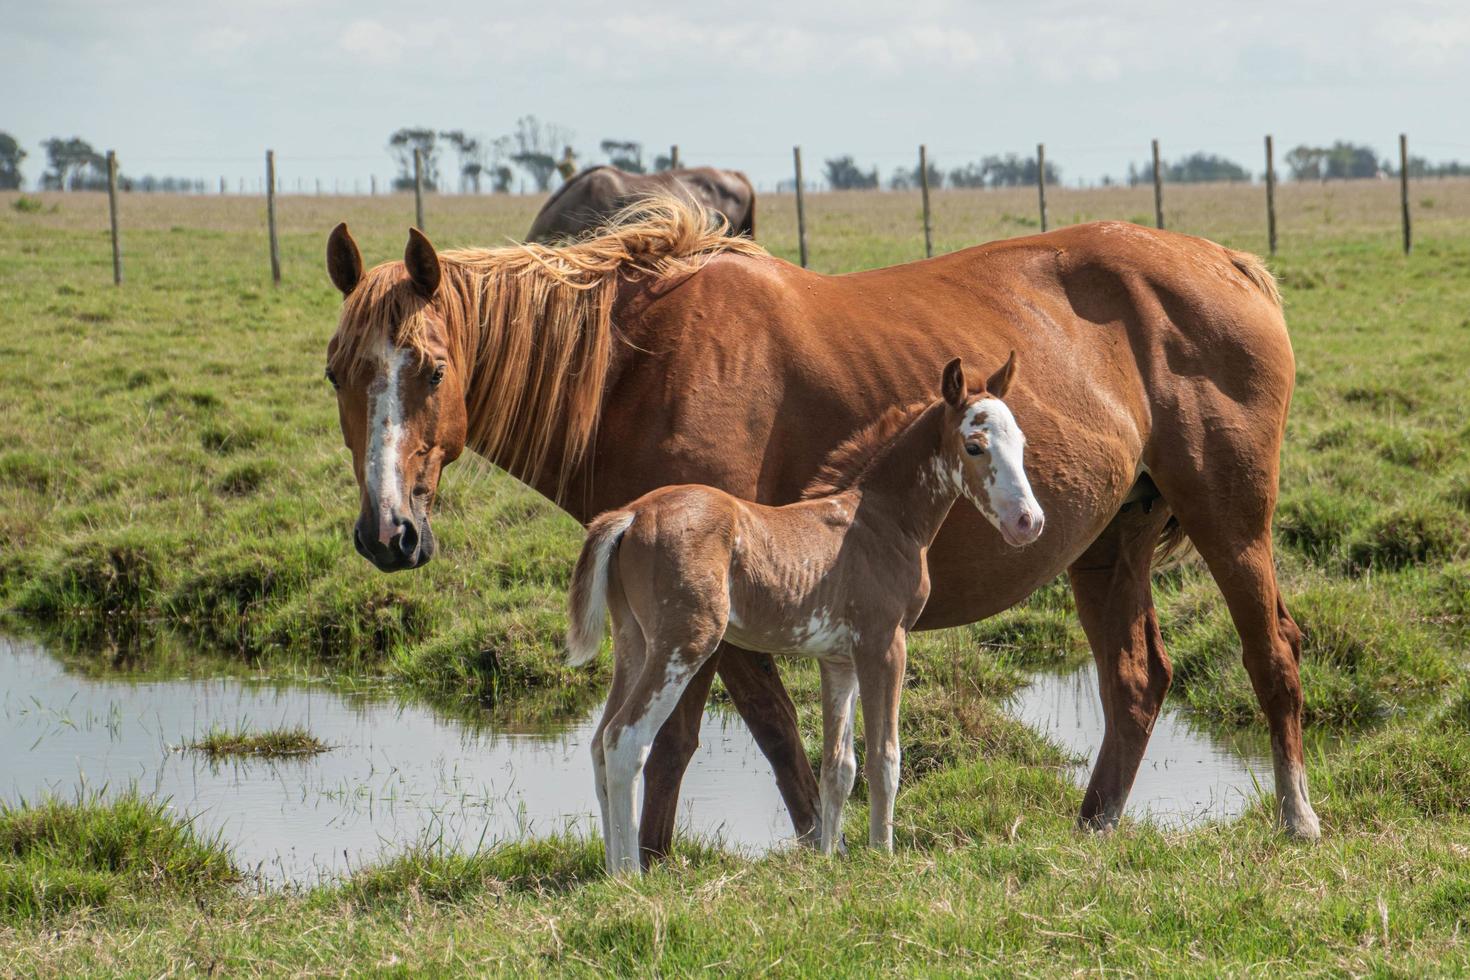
[
  {"xmin": 353, "ymin": 512, "xmax": 435, "ymax": 572},
  {"xmin": 1000, "ymin": 507, "xmax": 1045, "ymax": 548}
]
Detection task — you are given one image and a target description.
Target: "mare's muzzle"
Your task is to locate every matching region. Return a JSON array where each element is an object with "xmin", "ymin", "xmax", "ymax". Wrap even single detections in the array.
[{"xmin": 354, "ymin": 510, "xmax": 435, "ymax": 572}]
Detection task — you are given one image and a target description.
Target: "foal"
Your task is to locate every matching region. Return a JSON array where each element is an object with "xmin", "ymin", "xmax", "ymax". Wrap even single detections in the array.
[{"xmin": 567, "ymin": 356, "xmax": 1044, "ymax": 874}]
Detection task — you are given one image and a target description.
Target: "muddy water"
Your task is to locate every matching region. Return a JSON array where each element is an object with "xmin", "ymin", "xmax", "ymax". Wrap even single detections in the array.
[
  {"xmin": 1007, "ymin": 663, "xmax": 1275, "ymax": 827},
  {"xmin": 1, "ymin": 636, "xmax": 1274, "ymax": 886}
]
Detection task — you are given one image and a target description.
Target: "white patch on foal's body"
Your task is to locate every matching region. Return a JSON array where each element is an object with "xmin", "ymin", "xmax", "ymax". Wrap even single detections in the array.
[{"xmin": 365, "ymin": 341, "xmax": 412, "ymax": 539}]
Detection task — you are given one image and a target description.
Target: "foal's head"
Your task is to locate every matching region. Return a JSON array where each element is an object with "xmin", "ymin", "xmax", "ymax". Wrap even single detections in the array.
[
  {"xmin": 940, "ymin": 354, "xmax": 1045, "ymax": 548},
  {"xmin": 324, "ymin": 224, "xmax": 467, "ymax": 572}
]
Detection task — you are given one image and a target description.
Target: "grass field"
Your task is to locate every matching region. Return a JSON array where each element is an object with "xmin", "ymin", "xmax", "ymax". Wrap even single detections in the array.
[{"xmin": 1, "ymin": 182, "xmax": 1468, "ymax": 974}]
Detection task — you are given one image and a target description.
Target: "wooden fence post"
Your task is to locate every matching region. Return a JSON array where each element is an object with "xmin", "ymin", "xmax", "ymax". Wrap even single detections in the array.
[
  {"xmin": 793, "ymin": 146, "xmax": 809, "ymax": 269},
  {"xmin": 1036, "ymin": 143, "xmax": 1048, "ymax": 232},
  {"xmin": 919, "ymin": 144, "xmax": 933, "ymax": 258},
  {"xmin": 266, "ymin": 149, "xmax": 281, "ymax": 285},
  {"xmin": 1399, "ymin": 133, "xmax": 1411, "ymax": 255},
  {"xmin": 414, "ymin": 148, "xmax": 425, "ymax": 230},
  {"xmin": 1151, "ymin": 138, "xmax": 1164, "ymax": 229},
  {"xmin": 670, "ymin": 145, "xmax": 680, "ymax": 170},
  {"xmin": 219, "ymin": 176, "xmax": 226, "ymax": 195},
  {"xmin": 370, "ymin": 174, "xmax": 377, "ymax": 196},
  {"xmin": 106, "ymin": 150, "xmax": 122, "ymax": 286},
  {"xmin": 1264, "ymin": 135, "xmax": 1278, "ymax": 256}
]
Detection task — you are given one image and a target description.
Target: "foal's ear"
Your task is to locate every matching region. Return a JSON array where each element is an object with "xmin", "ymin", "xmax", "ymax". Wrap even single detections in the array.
[
  {"xmin": 986, "ymin": 351, "xmax": 1017, "ymax": 399},
  {"xmin": 941, "ymin": 357, "xmax": 967, "ymax": 408},
  {"xmin": 326, "ymin": 222, "xmax": 363, "ymax": 296},
  {"xmin": 404, "ymin": 227, "xmax": 441, "ymax": 298}
]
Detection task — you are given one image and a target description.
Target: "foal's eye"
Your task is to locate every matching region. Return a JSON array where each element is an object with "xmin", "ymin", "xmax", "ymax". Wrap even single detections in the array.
[
  {"xmin": 324, "ymin": 367, "xmax": 339, "ymax": 390},
  {"xmin": 430, "ymin": 364, "xmax": 446, "ymax": 387},
  {"xmin": 965, "ymin": 443, "xmax": 985, "ymax": 457}
]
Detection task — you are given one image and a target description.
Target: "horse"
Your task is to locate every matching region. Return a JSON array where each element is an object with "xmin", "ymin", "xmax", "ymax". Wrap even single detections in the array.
[
  {"xmin": 323, "ymin": 198, "xmax": 1321, "ymax": 867},
  {"xmin": 526, "ymin": 165, "xmax": 755, "ymax": 243},
  {"xmin": 567, "ymin": 356, "xmax": 1043, "ymax": 873}
]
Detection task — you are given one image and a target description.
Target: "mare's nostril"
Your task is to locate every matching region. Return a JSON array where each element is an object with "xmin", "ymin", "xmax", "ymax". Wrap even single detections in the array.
[{"xmin": 396, "ymin": 520, "xmax": 419, "ymax": 560}]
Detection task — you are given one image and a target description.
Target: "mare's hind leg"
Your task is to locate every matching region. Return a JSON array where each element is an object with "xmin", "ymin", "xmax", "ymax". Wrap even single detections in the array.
[
  {"xmin": 1067, "ymin": 502, "xmax": 1175, "ymax": 830},
  {"xmin": 1150, "ymin": 451, "xmax": 1321, "ymax": 839},
  {"xmin": 817, "ymin": 658, "xmax": 859, "ymax": 855}
]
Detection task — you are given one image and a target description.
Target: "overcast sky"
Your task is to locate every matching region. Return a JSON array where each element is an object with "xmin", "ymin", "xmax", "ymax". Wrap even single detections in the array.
[{"xmin": 5, "ymin": 0, "xmax": 1470, "ymax": 191}]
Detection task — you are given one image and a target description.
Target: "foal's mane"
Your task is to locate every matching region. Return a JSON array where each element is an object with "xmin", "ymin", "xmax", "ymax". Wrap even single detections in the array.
[
  {"xmin": 329, "ymin": 198, "xmax": 768, "ymax": 501},
  {"xmin": 802, "ymin": 400, "xmax": 933, "ymax": 499}
]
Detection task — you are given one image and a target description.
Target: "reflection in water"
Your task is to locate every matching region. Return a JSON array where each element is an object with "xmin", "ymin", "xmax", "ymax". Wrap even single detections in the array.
[
  {"xmin": 0, "ymin": 637, "xmax": 789, "ymax": 886},
  {"xmin": 1005, "ymin": 662, "xmax": 1274, "ymax": 827},
  {"xmin": 3, "ymin": 636, "xmax": 1280, "ymax": 886}
]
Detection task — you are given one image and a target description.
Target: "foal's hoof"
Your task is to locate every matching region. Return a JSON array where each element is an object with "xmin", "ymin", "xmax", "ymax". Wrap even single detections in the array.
[{"xmin": 834, "ymin": 832, "xmax": 850, "ymax": 856}]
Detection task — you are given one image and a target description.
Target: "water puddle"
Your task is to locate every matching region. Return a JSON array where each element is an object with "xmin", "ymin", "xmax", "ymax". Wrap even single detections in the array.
[
  {"xmin": 1005, "ymin": 663, "xmax": 1274, "ymax": 827},
  {"xmin": 2, "ymin": 636, "xmax": 1279, "ymax": 886},
  {"xmin": 0, "ymin": 637, "xmax": 788, "ymax": 886}
]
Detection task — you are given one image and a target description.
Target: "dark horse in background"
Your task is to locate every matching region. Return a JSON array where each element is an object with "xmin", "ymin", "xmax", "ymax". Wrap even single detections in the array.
[
  {"xmin": 527, "ymin": 166, "xmax": 756, "ymax": 243},
  {"xmin": 323, "ymin": 200, "xmax": 1320, "ymax": 869}
]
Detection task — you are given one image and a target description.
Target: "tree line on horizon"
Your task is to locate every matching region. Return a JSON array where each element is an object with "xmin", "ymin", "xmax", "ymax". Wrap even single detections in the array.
[{"xmin": 3, "ymin": 129, "xmax": 1468, "ymax": 194}]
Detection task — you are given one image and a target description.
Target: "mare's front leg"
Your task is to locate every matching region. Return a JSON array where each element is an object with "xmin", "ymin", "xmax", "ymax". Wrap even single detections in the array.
[
  {"xmin": 602, "ymin": 625, "xmax": 724, "ymax": 875},
  {"xmin": 854, "ymin": 631, "xmax": 907, "ymax": 852},
  {"xmin": 817, "ymin": 657, "xmax": 859, "ymax": 855}
]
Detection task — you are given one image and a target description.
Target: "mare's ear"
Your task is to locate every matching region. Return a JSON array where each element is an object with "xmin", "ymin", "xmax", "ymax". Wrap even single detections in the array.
[
  {"xmin": 986, "ymin": 350, "xmax": 1017, "ymax": 399},
  {"xmin": 941, "ymin": 357, "xmax": 967, "ymax": 408},
  {"xmin": 404, "ymin": 227, "xmax": 441, "ymax": 298},
  {"xmin": 327, "ymin": 222, "xmax": 363, "ymax": 296}
]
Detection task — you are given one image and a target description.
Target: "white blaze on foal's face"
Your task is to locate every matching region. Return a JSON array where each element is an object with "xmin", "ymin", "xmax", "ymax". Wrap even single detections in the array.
[{"xmin": 940, "ymin": 354, "xmax": 1045, "ymax": 548}]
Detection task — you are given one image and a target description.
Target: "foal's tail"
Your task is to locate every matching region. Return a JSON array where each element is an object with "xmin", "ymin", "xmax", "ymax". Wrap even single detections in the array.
[{"xmin": 566, "ymin": 510, "xmax": 636, "ymax": 666}]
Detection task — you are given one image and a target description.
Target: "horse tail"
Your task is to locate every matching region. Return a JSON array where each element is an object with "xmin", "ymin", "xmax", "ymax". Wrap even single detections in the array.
[
  {"xmin": 566, "ymin": 510, "xmax": 635, "ymax": 666},
  {"xmin": 1229, "ymin": 249, "xmax": 1282, "ymax": 309},
  {"xmin": 1153, "ymin": 515, "xmax": 1196, "ymax": 571}
]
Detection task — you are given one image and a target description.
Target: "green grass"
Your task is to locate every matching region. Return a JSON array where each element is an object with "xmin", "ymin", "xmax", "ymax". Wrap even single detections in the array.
[
  {"xmin": 183, "ymin": 724, "xmax": 329, "ymax": 758},
  {"xmin": 2, "ymin": 188, "xmax": 1469, "ymax": 973},
  {"xmin": 3, "ymin": 705, "xmax": 1470, "ymax": 973}
]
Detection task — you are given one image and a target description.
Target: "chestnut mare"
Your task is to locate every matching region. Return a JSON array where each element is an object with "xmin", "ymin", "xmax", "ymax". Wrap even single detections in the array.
[
  {"xmin": 323, "ymin": 200, "xmax": 1320, "ymax": 865},
  {"xmin": 568, "ymin": 356, "xmax": 1043, "ymax": 873}
]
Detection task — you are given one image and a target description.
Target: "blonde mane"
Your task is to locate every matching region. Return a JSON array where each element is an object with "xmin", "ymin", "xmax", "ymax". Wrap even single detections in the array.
[
  {"xmin": 802, "ymin": 401, "xmax": 931, "ymax": 499},
  {"xmin": 329, "ymin": 198, "xmax": 768, "ymax": 502}
]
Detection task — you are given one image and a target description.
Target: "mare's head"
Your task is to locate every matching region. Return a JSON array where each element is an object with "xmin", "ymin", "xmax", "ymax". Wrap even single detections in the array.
[
  {"xmin": 940, "ymin": 354, "xmax": 1045, "ymax": 548},
  {"xmin": 324, "ymin": 224, "xmax": 467, "ymax": 572}
]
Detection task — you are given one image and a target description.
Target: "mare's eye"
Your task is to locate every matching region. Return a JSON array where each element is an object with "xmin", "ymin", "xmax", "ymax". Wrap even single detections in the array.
[
  {"xmin": 965, "ymin": 443, "xmax": 984, "ymax": 457},
  {"xmin": 325, "ymin": 367, "xmax": 339, "ymax": 390},
  {"xmin": 430, "ymin": 364, "xmax": 446, "ymax": 387}
]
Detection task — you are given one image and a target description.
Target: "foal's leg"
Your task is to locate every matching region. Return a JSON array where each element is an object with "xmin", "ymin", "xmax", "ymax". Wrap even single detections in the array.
[
  {"xmin": 1066, "ymin": 503, "xmax": 1175, "ymax": 830},
  {"xmin": 602, "ymin": 624, "xmax": 725, "ymax": 875},
  {"xmin": 854, "ymin": 632, "xmax": 907, "ymax": 852},
  {"xmin": 817, "ymin": 657, "xmax": 859, "ymax": 855},
  {"xmin": 637, "ymin": 648, "xmax": 821, "ymax": 863},
  {"xmin": 591, "ymin": 615, "xmax": 646, "ymax": 874}
]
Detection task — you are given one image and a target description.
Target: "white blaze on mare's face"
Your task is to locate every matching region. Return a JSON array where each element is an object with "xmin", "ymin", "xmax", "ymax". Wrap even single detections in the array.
[
  {"xmin": 365, "ymin": 339, "xmax": 412, "ymax": 541},
  {"xmin": 961, "ymin": 397, "xmax": 1041, "ymax": 537}
]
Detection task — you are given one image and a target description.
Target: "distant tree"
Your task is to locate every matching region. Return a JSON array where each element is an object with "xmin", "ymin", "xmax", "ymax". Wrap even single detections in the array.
[
  {"xmin": 1397, "ymin": 156, "xmax": 1470, "ymax": 178},
  {"xmin": 948, "ymin": 154, "xmax": 1060, "ymax": 189},
  {"xmin": 889, "ymin": 160, "xmax": 943, "ymax": 191},
  {"xmin": 601, "ymin": 139, "xmax": 645, "ymax": 173},
  {"xmin": 0, "ymin": 132, "xmax": 25, "ymax": 190},
  {"xmin": 1285, "ymin": 142, "xmax": 1381, "ymax": 181},
  {"xmin": 1163, "ymin": 152, "xmax": 1250, "ymax": 183},
  {"xmin": 653, "ymin": 153, "xmax": 675, "ymax": 172},
  {"xmin": 510, "ymin": 116, "xmax": 573, "ymax": 191},
  {"xmin": 440, "ymin": 130, "xmax": 487, "ymax": 193},
  {"xmin": 41, "ymin": 137, "xmax": 106, "ymax": 190},
  {"xmin": 824, "ymin": 155, "xmax": 879, "ymax": 190},
  {"xmin": 488, "ymin": 136, "xmax": 514, "ymax": 193},
  {"xmin": 387, "ymin": 128, "xmax": 441, "ymax": 191}
]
